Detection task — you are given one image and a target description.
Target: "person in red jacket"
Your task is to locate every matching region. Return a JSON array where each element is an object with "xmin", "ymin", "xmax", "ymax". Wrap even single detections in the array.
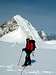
[{"xmin": 22, "ymin": 38, "xmax": 36, "ymax": 66}]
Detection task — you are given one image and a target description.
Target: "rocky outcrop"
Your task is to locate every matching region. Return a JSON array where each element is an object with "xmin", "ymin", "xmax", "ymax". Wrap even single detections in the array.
[
  {"xmin": 0, "ymin": 27, "xmax": 4, "ymax": 37},
  {"xmin": 38, "ymin": 30, "xmax": 47, "ymax": 40},
  {"xmin": 0, "ymin": 18, "xmax": 19, "ymax": 37}
]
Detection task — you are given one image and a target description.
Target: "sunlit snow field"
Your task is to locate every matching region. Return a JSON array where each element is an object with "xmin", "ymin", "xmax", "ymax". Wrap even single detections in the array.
[{"xmin": 0, "ymin": 41, "xmax": 56, "ymax": 75}]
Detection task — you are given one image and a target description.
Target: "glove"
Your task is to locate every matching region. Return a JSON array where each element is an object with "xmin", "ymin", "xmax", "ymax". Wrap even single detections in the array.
[{"xmin": 22, "ymin": 48, "xmax": 25, "ymax": 51}]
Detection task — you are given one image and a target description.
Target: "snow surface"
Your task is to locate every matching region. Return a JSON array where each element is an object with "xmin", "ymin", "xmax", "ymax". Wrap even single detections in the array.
[
  {"xmin": 0, "ymin": 15, "xmax": 56, "ymax": 75},
  {"xmin": 0, "ymin": 41, "xmax": 56, "ymax": 75},
  {"xmin": 45, "ymin": 40, "xmax": 56, "ymax": 45},
  {"xmin": 0, "ymin": 27, "xmax": 26, "ymax": 44}
]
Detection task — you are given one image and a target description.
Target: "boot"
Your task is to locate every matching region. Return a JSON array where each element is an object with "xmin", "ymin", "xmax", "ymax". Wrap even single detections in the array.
[
  {"xmin": 27, "ymin": 58, "xmax": 31, "ymax": 65},
  {"xmin": 22, "ymin": 56, "xmax": 28, "ymax": 67}
]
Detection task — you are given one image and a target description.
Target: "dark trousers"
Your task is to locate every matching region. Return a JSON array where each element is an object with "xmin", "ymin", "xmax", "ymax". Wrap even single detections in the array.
[{"xmin": 24, "ymin": 50, "xmax": 31, "ymax": 65}]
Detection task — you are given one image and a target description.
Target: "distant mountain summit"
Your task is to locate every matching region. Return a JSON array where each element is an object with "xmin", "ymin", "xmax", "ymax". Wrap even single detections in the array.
[{"xmin": 0, "ymin": 15, "xmax": 42, "ymax": 46}]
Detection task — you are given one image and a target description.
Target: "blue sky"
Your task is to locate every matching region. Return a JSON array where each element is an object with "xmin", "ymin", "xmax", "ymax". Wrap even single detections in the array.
[{"xmin": 0, "ymin": 0, "xmax": 56, "ymax": 34}]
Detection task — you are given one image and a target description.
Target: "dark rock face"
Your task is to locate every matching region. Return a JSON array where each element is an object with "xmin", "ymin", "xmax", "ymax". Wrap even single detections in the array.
[
  {"xmin": 0, "ymin": 27, "xmax": 3, "ymax": 37},
  {"xmin": 0, "ymin": 18, "xmax": 19, "ymax": 37},
  {"xmin": 38, "ymin": 30, "xmax": 48, "ymax": 40}
]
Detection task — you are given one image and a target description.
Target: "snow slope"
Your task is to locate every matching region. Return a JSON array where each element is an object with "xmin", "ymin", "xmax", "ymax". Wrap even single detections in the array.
[
  {"xmin": 0, "ymin": 41, "xmax": 56, "ymax": 75},
  {"xmin": 0, "ymin": 27, "xmax": 26, "ymax": 43}
]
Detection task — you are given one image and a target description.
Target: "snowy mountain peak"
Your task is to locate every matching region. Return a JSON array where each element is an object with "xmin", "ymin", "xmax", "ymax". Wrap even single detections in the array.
[{"xmin": 0, "ymin": 15, "xmax": 42, "ymax": 46}]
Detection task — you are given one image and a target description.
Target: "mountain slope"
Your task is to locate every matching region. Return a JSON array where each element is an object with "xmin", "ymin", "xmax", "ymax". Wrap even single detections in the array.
[{"xmin": 0, "ymin": 15, "xmax": 42, "ymax": 47}]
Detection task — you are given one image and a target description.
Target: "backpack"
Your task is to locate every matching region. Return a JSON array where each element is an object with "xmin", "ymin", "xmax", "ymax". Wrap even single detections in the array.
[
  {"xmin": 30, "ymin": 40, "xmax": 36, "ymax": 51},
  {"xmin": 26, "ymin": 40, "xmax": 36, "ymax": 52}
]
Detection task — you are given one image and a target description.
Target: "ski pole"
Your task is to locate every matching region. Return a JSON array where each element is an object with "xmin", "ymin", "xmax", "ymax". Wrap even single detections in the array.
[
  {"xmin": 17, "ymin": 51, "xmax": 23, "ymax": 65},
  {"xmin": 21, "ymin": 66, "xmax": 25, "ymax": 75}
]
